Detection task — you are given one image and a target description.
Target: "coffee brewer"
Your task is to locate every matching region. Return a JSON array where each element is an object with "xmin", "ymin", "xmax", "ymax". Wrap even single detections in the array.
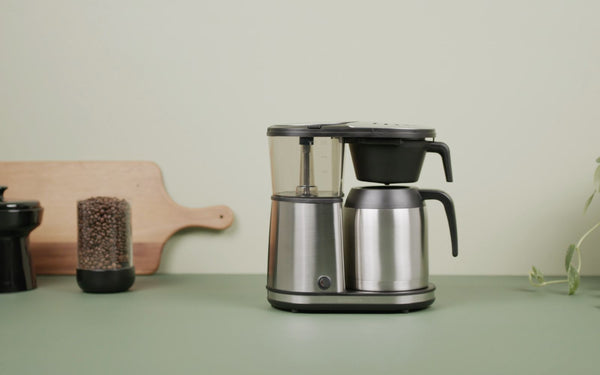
[{"xmin": 267, "ymin": 122, "xmax": 458, "ymax": 312}]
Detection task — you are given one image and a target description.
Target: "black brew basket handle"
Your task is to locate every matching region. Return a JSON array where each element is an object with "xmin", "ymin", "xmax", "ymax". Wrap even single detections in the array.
[
  {"xmin": 419, "ymin": 189, "xmax": 458, "ymax": 257},
  {"xmin": 425, "ymin": 142, "xmax": 453, "ymax": 182}
]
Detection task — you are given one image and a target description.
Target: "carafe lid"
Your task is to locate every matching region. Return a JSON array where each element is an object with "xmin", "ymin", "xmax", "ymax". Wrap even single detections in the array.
[
  {"xmin": 0, "ymin": 186, "xmax": 41, "ymax": 210},
  {"xmin": 345, "ymin": 186, "xmax": 423, "ymax": 209},
  {"xmin": 267, "ymin": 121, "xmax": 435, "ymax": 139}
]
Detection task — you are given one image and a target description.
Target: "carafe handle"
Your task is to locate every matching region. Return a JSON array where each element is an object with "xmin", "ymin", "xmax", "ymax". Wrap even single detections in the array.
[
  {"xmin": 419, "ymin": 189, "xmax": 458, "ymax": 257},
  {"xmin": 426, "ymin": 142, "xmax": 453, "ymax": 182}
]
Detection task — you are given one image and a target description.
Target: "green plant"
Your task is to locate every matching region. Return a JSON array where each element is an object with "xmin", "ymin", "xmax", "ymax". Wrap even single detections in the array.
[{"xmin": 529, "ymin": 157, "xmax": 600, "ymax": 295}]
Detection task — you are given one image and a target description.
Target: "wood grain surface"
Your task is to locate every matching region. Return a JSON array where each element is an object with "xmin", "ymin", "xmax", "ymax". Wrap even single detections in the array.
[{"xmin": 0, "ymin": 161, "xmax": 234, "ymax": 274}]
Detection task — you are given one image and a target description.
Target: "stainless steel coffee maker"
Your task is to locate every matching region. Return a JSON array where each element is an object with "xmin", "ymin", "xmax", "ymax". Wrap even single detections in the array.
[{"xmin": 266, "ymin": 122, "xmax": 458, "ymax": 312}]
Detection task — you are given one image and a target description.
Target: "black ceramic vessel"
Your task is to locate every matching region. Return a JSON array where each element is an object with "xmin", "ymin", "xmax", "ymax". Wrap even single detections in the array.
[{"xmin": 0, "ymin": 186, "xmax": 43, "ymax": 293}]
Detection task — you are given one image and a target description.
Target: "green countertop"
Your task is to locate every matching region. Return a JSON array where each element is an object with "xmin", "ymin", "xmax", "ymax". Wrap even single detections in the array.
[{"xmin": 1, "ymin": 275, "xmax": 598, "ymax": 374}]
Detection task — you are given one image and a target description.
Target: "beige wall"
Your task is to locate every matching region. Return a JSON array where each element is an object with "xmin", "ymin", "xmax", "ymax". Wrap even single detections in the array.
[{"xmin": 2, "ymin": 0, "xmax": 600, "ymax": 275}]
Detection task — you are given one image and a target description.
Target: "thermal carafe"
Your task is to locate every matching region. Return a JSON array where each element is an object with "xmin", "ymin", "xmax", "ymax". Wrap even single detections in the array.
[{"xmin": 344, "ymin": 186, "xmax": 458, "ymax": 292}]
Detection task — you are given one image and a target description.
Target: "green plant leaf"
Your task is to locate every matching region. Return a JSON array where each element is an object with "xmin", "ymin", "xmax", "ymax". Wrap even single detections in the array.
[
  {"xmin": 594, "ymin": 164, "xmax": 600, "ymax": 192},
  {"xmin": 565, "ymin": 244, "xmax": 576, "ymax": 272},
  {"xmin": 596, "ymin": 156, "xmax": 600, "ymax": 164},
  {"xmin": 568, "ymin": 265, "xmax": 580, "ymax": 295},
  {"xmin": 584, "ymin": 192, "xmax": 596, "ymax": 213},
  {"xmin": 529, "ymin": 266, "xmax": 545, "ymax": 285}
]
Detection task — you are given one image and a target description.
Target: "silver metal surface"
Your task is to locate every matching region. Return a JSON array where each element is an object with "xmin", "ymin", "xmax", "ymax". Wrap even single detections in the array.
[
  {"xmin": 267, "ymin": 286, "xmax": 435, "ymax": 306},
  {"xmin": 268, "ymin": 199, "xmax": 344, "ymax": 293},
  {"xmin": 296, "ymin": 143, "xmax": 317, "ymax": 196},
  {"xmin": 344, "ymin": 206, "xmax": 428, "ymax": 291}
]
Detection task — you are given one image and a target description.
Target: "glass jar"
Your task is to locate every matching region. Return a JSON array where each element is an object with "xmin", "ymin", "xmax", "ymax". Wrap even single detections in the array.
[{"xmin": 76, "ymin": 196, "xmax": 135, "ymax": 293}]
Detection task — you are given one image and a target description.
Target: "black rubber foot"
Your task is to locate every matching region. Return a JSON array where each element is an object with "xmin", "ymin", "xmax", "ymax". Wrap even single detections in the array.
[{"xmin": 76, "ymin": 267, "xmax": 135, "ymax": 293}]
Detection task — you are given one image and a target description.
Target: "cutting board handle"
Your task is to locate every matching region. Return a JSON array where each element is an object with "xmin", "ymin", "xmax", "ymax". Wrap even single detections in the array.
[{"xmin": 170, "ymin": 204, "xmax": 234, "ymax": 231}]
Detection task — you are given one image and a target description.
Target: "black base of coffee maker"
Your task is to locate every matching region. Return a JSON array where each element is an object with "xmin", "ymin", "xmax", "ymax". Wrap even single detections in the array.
[
  {"xmin": 269, "ymin": 299, "xmax": 435, "ymax": 313},
  {"xmin": 267, "ymin": 284, "xmax": 436, "ymax": 313},
  {"xmin": 0, "ymin": 237, "xmax": 36, "ymax": 293},
  {"xmin": 76, "ymin": 267, "xmax": 135, "ymax": 293}
]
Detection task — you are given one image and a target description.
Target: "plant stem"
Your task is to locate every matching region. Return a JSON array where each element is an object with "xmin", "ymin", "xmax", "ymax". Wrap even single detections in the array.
[
  {"xmin": 540, "ymin": 279, "xmax": 568, "ymax": 286},
  {"xmin": 530, "ymin": 279, "xmax": 568, "ymax": 287},
  {"xmin": 576, "ymin": 221, "xmax": 600, "ymax": 248},
  {"xmin": 574, "ymin": 221, "xmax": 600, "ymax": 273}
]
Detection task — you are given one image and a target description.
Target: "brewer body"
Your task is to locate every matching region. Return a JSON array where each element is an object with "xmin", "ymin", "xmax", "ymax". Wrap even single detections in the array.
[
  {"xmin": 267, "ymin": 126, "xmax": 345, "ymax": 295},
  {"xmin": 268, "ymin": 198, "xmax": 344, "ymax": 293}
]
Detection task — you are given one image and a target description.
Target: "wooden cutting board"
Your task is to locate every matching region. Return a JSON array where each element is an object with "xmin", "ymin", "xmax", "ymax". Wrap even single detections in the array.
[{"xmin": 0, "ymin": 161, "xmax": 234, "ymax": 275}]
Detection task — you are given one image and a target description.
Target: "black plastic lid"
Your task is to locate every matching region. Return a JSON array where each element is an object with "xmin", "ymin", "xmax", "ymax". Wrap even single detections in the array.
[
  {"xmin": 0, "ymin": 186, "xmax": 41, "ymax": 210},
  {"xmin": 267, "ymin": 121, "xmax": 435, "ymax": 139}
]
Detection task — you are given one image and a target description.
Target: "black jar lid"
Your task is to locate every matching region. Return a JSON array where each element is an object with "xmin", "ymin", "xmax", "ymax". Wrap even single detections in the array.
[
  {"xmin": 267, "ymin": 121, "xmax": 435, "ymax": 139},
  {"xmin": 0, "ymin": 186, "xmax": 41, "ymax": 210}
]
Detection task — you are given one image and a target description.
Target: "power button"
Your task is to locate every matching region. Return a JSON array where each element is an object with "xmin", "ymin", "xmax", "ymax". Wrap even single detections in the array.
[{"xmin": 317, "ymin": 276, "xmax": 332, "ymax": 290}]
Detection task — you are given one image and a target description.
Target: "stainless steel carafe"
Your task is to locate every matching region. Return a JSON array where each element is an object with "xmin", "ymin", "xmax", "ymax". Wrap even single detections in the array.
[{"xmin": 344, "ymin": 186, "xmax": 457, "ymax": 292}]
